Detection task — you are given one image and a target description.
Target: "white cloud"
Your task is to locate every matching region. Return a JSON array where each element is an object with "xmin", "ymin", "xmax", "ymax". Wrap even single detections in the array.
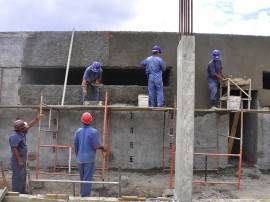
[{"xmin": 0, "ymin": 0, "xmax": 269, "ymax": 36}]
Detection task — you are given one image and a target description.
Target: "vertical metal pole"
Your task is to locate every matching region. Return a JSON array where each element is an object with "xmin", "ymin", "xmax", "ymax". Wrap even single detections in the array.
[
  {"xmin": 102, "ymin": 91, "xmax": 108, "ymax": 180},
  {"xmin": 61, "ymin": 29, "xmax": 75, "ymax": 105},
  {"xmin": 238, "ymin": 101, "xmax": 243, "ymax": 189},
  {"xmin": 36, "ymin": 94, "xmax": 43, "ymax": 179},
  {"xmin": 0, "ymin": 68, "xmax": 3, "ymax": 104},
  {"xmin": 162, "ymin": 111, "xmax": 166, "ymax": 174},
  {"xmin": 106, "ymin": 109, "xmax": 112, "ymax": 170},
  {"xmin": 204, "ymin": 156, "xmax": 208, "ymax": 182},
  {"xmin": 170, "ymin": 144, "xmax": 175, "ymax": 189},
  {"xmin": 191, "ymin": 0, "xmax": 193, "ymax": 34},
  {"xmin": 48, "ymin": 108, "xmax": 52, "ymax": 130},
  {"xmin": 68, "ymin": 147, "xmax": 72, "ymax": 173}
]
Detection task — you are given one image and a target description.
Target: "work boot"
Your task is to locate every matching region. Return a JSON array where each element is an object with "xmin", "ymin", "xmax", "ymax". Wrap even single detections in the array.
[{"xmin": 211, "ymin": 100, "xmax": 217, "ymax": 109}]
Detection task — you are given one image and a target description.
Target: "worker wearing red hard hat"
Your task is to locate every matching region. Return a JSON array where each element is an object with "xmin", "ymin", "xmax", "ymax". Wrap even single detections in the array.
[
  {"xmin": 9, "ymin": 114, "xmax": 44, "ymax": 194},
  {"xmin": 74, "ymin": 112, "xmax": 106, "ymax": 197}
]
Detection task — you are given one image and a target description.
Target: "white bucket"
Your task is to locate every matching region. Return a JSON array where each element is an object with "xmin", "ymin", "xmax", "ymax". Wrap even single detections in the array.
[
  {"xmin": 228, "ymin": 96, "xmax": 241, "ymax": 109},
  {"xmin": 138, "ymin": 94, "xmax": 149, "ymax": 107}
]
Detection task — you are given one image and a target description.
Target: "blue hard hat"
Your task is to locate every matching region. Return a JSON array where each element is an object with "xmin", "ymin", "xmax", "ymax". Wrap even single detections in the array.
[
  {"xmin": 91, "ymin": 62, "xmax": 101, "ymax": 72},
  {"xmin": 152, "ymin": 45, "xmax": 162, "ymax": 54},
  {"xmin": 212, "ymin": 50, "xmax": 220, "ymax": 60}
]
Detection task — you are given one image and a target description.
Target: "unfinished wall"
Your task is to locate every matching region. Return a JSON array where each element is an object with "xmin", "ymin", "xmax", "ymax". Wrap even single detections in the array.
[{"xmin": 1, "ymin": 31, "xmax": 270, "ymax": 171}]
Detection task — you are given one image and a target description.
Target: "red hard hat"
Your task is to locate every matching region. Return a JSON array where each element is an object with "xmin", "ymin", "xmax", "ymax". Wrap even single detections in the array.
[{"xmin": 81, "ymin": 112, "xmax": 93, "ymax": 124}]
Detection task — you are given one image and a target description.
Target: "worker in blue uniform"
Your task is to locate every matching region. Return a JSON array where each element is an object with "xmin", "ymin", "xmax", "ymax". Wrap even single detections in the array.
[
  {"xmin": 9, "ymin": 114, "xmax": 44, "ymax": 194},
  {"xmin": 207, "ymin": 50, "xmax": 226, "ymax": 109},
  {"xmin": 82, "ymin": 62, "xmax": 103, "ymax": 102},
  {"xmin": 141, "ymin": 45, "xmax": 166, "ymax": 107},
  {"xmin": 74, "ymin": 112, "xmax": 106, "ymax": 197}
]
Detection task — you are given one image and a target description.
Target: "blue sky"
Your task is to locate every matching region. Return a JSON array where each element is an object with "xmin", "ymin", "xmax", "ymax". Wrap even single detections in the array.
[{"xmin": 0, "ymin": 0, "xmax": 270, "ymax": 36}]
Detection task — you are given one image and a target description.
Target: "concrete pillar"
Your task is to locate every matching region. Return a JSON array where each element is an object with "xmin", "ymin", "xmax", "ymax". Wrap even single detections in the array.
[{"xmin": 174, "ymin": 36, "xmax": 195, "ymax": 201}]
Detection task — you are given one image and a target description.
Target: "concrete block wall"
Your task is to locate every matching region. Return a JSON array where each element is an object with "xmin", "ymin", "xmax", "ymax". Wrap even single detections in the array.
[{"xmin": 194, "ymin": 112, "xmax": 229, "ymax": 169}]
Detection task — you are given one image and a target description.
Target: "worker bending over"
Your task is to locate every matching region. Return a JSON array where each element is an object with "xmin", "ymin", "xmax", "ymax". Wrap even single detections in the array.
[{"xmin": 82, "ymin": 62, "xmax": 103, "ymax": 103}]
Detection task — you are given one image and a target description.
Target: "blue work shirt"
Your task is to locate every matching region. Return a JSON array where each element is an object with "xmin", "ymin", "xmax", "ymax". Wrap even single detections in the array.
[
  {"xmin": 9, "ymin": 131, "xmax": 28, "ymax": 163},
  {"xmin": 74, "ymin": 126, "xmax": 101, "ymax": 163},
  {"xmin": 82, "ymin": 65, "xmax": 103, "ymax": 85},
  {"xmin": 207, "ymin": 59, "xmax": 223, "ymax": 82},
  {"xmin": 141, "ymin": 55, "xmax": 166, "ymax": 80}
]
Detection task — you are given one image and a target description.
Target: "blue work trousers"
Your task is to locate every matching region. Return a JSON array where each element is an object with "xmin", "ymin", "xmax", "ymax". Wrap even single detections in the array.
[
  {"xmin": 78, "ymin": 162, "xmax": 95, "ymax": 197},
  {"xmin": 11, "ymin": 162, "xmax": 27, "ymax": 194},
  {"xmin": 207, "ymin": 77, "xmax": 219, "ymax": 101},
  {"xmin": 82, "ymin": 84, "xmax": 99, "ymax": 101},
  {"xmin": 148, "ymin": 78, "xmax": 164, "ymax": 107}
]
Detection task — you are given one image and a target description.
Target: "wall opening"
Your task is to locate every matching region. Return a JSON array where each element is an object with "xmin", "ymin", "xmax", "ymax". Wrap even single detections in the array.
[
  {"xmin": 263, "ymin": 72, "xmax": 270, "ymax": 89},
  {"xmin": 22, "ymin": 67, "xmax": 172, "ymax": 86},
  {"xmin": 229, "ymin": 91, "xmax": 258, "ymax": 164}
]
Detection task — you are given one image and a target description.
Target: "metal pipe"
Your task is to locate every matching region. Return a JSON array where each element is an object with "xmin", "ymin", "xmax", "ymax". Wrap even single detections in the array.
[
  {"xmin": 162, "ymin": 111, "xmax": 166, "ymax": 174},
  {"xmin": 61, "ymin": 29, "xmax": 75, "ymax": 105},
  {"xmin": 68, "ymin": 147, "xmax": 72, "ymax": 173},
  {"xmin": 36, "ymin": 94, "xmax": 43, "ymax": 179},
  {"xmin": 102, "ymin": 91, "xmax": 108, "ymax": 180},
  {"xmin": 194, "ymin": 153, "xmax": 240, "ymax": 157},
  {"xmin": 0, "ymin": 68, "xmax": 3, "ymax": 104},
  {"xmin": 193, "ymin": 181, "xmax": 238, "ymax": 185},
  {"xmin": 32, "ymin": 179, "xmax": 119, "ymax": 184},
  {"xmin": 238, "ymin": 101, "xmax": 244, "ymax": 189},
  {"xmin": 170, "ymin": 144, "xmax": 175, "ymax": 189}
]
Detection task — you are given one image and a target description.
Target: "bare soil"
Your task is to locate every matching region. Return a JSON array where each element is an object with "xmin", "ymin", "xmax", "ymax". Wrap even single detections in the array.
[{"xmin": 1, "ymin": 162, "xmax": 270, "ymax": 200}]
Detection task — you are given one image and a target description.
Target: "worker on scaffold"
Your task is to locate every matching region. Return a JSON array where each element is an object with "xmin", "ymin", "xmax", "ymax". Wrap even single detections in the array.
[
  {"xmin": 82, "ymin": 62, "xmax": 103, "ymax": 105},
  {"xmin": 141, "ymin": 45, "xmax": 166, "ymax": 107},
  {"xmin": 207, "ymin": 50, "xmax": 226, "ymax": 109}
]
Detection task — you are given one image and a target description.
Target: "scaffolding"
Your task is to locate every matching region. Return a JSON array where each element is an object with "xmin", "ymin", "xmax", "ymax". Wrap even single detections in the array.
[
  {"xmin": 219, "ymin": 77, "xmax": 252, "ymax": 109},
  {"xmin": 35, "ymin": 92, "xmax": 110, "ymax": 180},
  {"xmin": 170, "ymin": 103, "xmax": 245, "ymax": 189}
]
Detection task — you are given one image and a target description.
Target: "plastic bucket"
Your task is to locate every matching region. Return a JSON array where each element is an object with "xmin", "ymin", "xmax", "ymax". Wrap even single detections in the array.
[{"xmin": 138, "ymin": 94, "xmax": 149, "ymax": 107}]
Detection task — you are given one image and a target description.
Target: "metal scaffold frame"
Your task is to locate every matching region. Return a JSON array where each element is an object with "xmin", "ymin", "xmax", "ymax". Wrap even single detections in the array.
[
  {"xmin": 170, "ymin": 102, "xmax": 244, "ymax": 189},
  {"xmin": 35, "ymin": 92, "xmax": 110, "ymax": 181}
]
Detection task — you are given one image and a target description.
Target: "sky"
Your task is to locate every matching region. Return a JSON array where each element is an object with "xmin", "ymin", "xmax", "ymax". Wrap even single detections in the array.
[{"xmin": 0, "ymin": 0, "xmax": 270, "ymax": 36}]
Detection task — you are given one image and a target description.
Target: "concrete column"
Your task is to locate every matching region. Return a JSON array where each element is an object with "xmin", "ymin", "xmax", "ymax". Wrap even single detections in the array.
[{"xmin": 174, "ymin": 36, "xmax": 195, "ymax": 201}]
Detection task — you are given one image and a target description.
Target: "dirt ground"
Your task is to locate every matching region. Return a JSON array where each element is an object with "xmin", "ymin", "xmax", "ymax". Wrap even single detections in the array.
[{"xmin": 1, "ymin": 161, "xmax": 270, "ymax": 200}]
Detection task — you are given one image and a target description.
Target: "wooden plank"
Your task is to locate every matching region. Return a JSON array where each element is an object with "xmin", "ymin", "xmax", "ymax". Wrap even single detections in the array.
[
  {"xmin": 0, "ymin": 187, "xmax": 8, "ymax": 202},
  {"xmin": 228, "ymin": 112, "xmax": 240, "ymax": 154}
]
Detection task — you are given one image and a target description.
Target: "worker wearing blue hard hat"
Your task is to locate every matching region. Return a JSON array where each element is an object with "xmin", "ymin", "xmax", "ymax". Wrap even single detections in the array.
[
  {"xmin": 141, "ymin": 45, "xmax": 166, "ymax": 107},
  {"xmin": 207, "ymin": 50, "xmax": 226, "ymax": 109},
  {"xmin": 82, "ymin": 62, "xmax": 103, "ymax": 103}
]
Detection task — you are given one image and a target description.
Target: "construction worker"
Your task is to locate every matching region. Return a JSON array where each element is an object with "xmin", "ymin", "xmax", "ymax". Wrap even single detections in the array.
[
  {"xmin": 82, "ymin": 62, "xmax": 103, "ymax": 103},
  {"xmin": 207, "ymin": 50, "xmax": 226, "ymax": 109},
  {"xmin": 74, "ymin": 112, "xmax": 106, "ymax": 197},
  {"xmin": 141, "ymin": 45, "xmax": 166, "ymax": 107},
  {"xmin": 9, "ymin": 114, "xmax": 44, "ymax": 194}
]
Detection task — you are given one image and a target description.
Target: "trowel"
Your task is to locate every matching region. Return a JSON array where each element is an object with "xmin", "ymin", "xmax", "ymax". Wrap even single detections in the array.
[{"xmin": 91, "ymin": 79, "xmax": 104, "ymax": 88}]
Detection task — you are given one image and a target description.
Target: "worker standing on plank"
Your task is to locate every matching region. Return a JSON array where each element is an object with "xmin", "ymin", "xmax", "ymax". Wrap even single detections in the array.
[
  {"xmin": 207, "ymin": 50, "xmax": 226, "ymax": 109},
  {"xmin": 74, "ymin": 112, "xmax": 106, "ymax": 197},
  {"xmin": 9, "ymin": 114, "xmax": 44, "ymax": 194},
  {"xmin": 141, "ymin": 45, "xmax": 166, "ymax": 107},
  {"xmin": 82, "ymin": 62, "xmax": 103, "ymax": 103}
]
